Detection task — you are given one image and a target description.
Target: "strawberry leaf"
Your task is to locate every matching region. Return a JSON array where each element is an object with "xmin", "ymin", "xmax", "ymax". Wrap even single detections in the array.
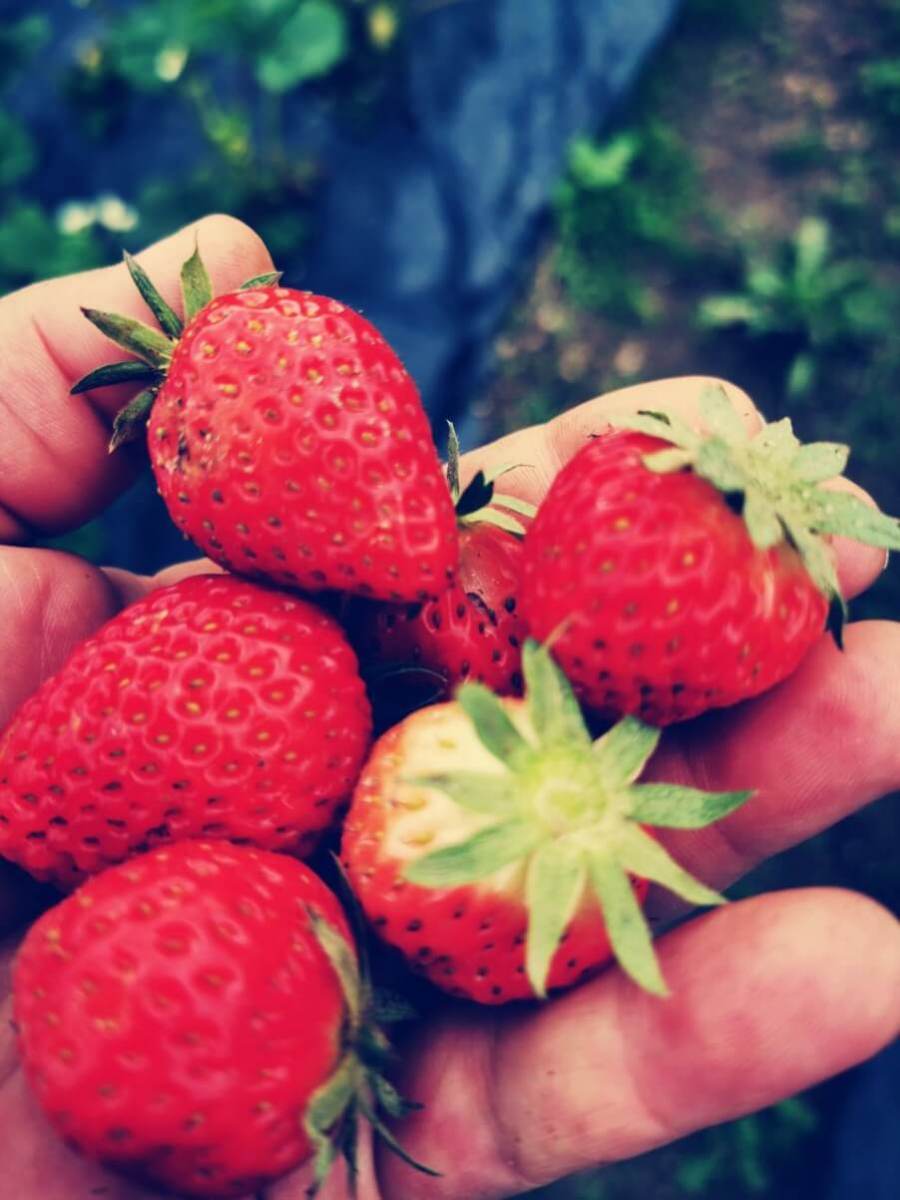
[
  {"xmin": 808, "ymin": 488, "xmax": 900, "ymax": 550},
  {"xmin": 629, "ymin": 783, "xmax": 752, "ymax": 828},
  {"xmin": 123, "ymin": 250, "xmax": 183, "ymax": 337},
  {"xmin": 642, "ymin": 446, "xmax": 693, "ymax": 474},
  {"xmin": 305, "ymin": 1054, "xmax": 356, "ymax": 1188},
  {"xmin": 698, "ymin": 384, "xmax": 747, "ymax": 444},
  {"xmin": 742, "ymin": 485, "xmax": 783, "ymax": 550},
  {"xmin": 181, "ymin": 242, "xmax": 213, "ymax": 321},
  {"xmin": 405, "ymin": 820, "xmax": 541, "ymax": 887},
  {"xmin": 108, "ymin": 386, "xmax": 157, "ymax": 452},
  {"xmin": 522, "ymin": 640, "xmax": 591, "ymax": 748},
  {"xmin": 617, "ymin": 827, "xmax": 726, "ymax": 908},
  {"xmin": 525, "ymin": 842, "xmax": 588, "ymax": 997},
  {"xmin": 70, "ymin": 359, "xmax": 160, "ymax": 395},
  {"xmin": 695, "ymin": 438, "xmax": 747, "ymax": 493},
  {"xmin": 239, "ymin": 271, "xmax": 283, "ymax": 289},
  {"xmin": 490, "ymin": 492, "xmax": 538, "ymax": 519},
  {"xmin": 80, "ymin": 308, "xmax": 173, "ymax": 368},
  {"xmin": 588, "ymin": 854, "xmax": 667, "ymax": 996},
  {"xmin": 409, "ymin": 773, "xmax": 517, "ymax": 816},
  {"xmin": 446, "ymin": 420, "xmax": 461, "ymax": 500},
  {"xmin": 469, "ymin": 507, "xmax": 528, "ymax": 536},
  {"xmin": 307, "ymin": 907, "xmax": 362, "ymax": 1027},
  {"xmin": 458, "ymin": 682, "xmax": 531, "ymax": 765},
  {"xmin": 793, "ymin": 441, "xmax": 850, "ymax": 484},
  {"xmin": 592, "ymin": 715, "xmax": 660, "ymax": 787}
]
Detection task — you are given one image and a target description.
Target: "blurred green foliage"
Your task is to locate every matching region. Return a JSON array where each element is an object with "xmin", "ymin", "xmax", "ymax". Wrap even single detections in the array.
[{"xmin": 0, "ymin": 1, "xmax": 406, "ymax": 292}]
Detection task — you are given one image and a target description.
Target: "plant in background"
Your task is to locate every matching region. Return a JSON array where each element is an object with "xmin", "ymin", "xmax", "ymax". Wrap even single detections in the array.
[
  {"xmin": 554, "ymin": 121, "xmax": 699, "ymax": 320},
  {"xmin": 697, "ymin": 217, "xmax": 890, "ymax": 398}
]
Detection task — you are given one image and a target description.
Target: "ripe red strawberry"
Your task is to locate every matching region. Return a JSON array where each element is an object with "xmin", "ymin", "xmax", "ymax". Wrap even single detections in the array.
[
  {"xmin": 0, "ymin": 574, "xmax": 371, "ymax": 888},
  {"xmin": 349, "ymin": 428, "xmax": 533, "ymax": 716},
  {"xmin": 13, "ymin": 841, "xmax": 430, "ymax": 1197},
  {"xmin": 342, "ymin": 641, "xmax": 750, "ymax": 1003},
  {"xmin": 72, "ymin": 248, "xmax": 458, "ymax": 601},
  {"xmin": 520, "ymin": 390, "xmax": 900, "ymax": 725}
]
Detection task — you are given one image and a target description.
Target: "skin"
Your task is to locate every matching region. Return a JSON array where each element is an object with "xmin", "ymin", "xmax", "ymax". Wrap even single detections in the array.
[{"xmin": 0, "ymin": 215, "xmax": 897, "ymax": 1200}]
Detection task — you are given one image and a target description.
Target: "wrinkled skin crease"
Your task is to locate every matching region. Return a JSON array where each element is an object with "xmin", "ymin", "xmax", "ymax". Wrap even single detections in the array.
[{"xmin": 0, "ymin": 217, "xmax": 898, "ymax": 1200}]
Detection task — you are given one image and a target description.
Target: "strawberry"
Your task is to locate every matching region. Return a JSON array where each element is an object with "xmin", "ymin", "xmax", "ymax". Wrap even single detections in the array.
[
  {"xmin": 13, "ymin": 841, "xmax": 432, "ymax": 1197},
  {"xmin": 342, "ymin": 641, "xmax": 750, "ymax": 1003},
  {"xmin": 71, "ymin": 248, "xmax": 458, "ymax": 602},
  {"xmin": 519, "ymin": 388, "xmax": 900, "ymax": 725},
  {"xmin": 0, "ymin": 574, "xmax": 371, "ymax": 888},
  {"xmin": 348, "ymin": 426, "xmax": 533, "ymax": 719}
]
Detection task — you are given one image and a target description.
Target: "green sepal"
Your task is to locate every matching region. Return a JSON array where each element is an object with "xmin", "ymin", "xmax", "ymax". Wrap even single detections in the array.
[
  {"xmin": 371, "ymin": 989, "xmax": 419, "ymax": 1026},
  {"xmin": 108, "ymin": 386, "xmax": 157, "ymax": 452},
  {"xmin": 70, "ymin": 359, "xmax": 160, "ymax": 395},
  {"xmin": 409, "ymin": 772, "xmax": 518, "ymax": 816},
  {"xmin": 629, "ymin": 783, "xmax": 752, "ymax": 828},
  {"xmin": 525, "ymin": 842, "xmax": 588, "ymax": 997},
  {"xmin": 522, "ymin": 639, "xmax": 591, "ymax": 749},
  {"xmin": 465, "ymin": 506, "xmax": 527, "ymax": 536},
  {"xmin": 304, "ymin": 1054, "xmax": 356, "ymax": 1189},
  {"xmin": 592, "ymin": 715, "xmax": 660, "ymax": 788},
  {"xmin": 589, "ymin": 853, "xmax": 667, "ymax": 996},
  {"xmin": 405, "ymin": 820, "xmax": 541, "ymax": 887},
  {"xmin": 793, "ymin": 441, "xmax": 849, "ymax": 484},
  {"xmin": 643, "ymin": 446, "xmax": 693, "ymax": 474},
  {"xmin": 123, "ymin": 250, "xmax": 183, "ymax": 337},
  {"xmin": 457, "ymin": 682, "xmax": 531, "ymax": 765},
  {"xmin": 808, "ymin": 488, "xmax": 900, "ymax": 551},
  {"xmin": 698, "ymin": 383, "xmax": 746, "ymax": 443},
  {"xmin": 490, "ymin": 492, "xmax": 538, "ymax": 519},
  {"xmin": 618, "ymin": 826, "xmax": 726, "ymax": 908},
  {"xmin": 240, "ymin": 270, "xmax": 283, "ymax": 289},
  {"xmin": 80, "ymin": 307, "xmax": 173, "ymax": 369},
  {"xmin": 307, "ymin": 906, "xmax": 362, "ymax": 1028},
  {"xmin": 446, "ymin": 420, "xmax": 461, "ymax": 500},
  {"xmin": 180, "ymin": 241, "xmax": 213, "ymax": 321},
  {"xmin": 742, "ymin": 485, "xmax": 783, "ymax": 550},
  {"xmin": 356, "ymin": 1090, "xmax": 441, "ymax": 1178}
]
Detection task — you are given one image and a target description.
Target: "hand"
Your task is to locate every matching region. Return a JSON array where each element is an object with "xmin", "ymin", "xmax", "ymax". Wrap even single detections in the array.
[{"xmin": 0, "ymin": 217, "xmax": 897, "ymax": 1200}]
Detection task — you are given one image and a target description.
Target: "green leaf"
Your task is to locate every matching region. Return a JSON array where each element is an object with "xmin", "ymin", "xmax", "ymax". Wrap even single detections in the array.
[
  {"xmin": 742, "ymin": 485, "xmax": 784, "ymax": 550},
  {"xmin": 123, "ymin": 251, "xmax": 183, "ymax": 337},
  {"xmin": 698, "ymin": 384, "xmax": 748, "ymax": 445},
  {"xmin": 793, "ymin": 441, "xmax": 850, "ymax": 484},
  {"xmin": 524, "ymin": 842, "xmax": 588, "ymax": 997},
  {"xmin": 109, "ymin": 387, "xmax": 157, "ymax": 452},
  {"xmin": 180, "ymin": 242, "xmax": 213, "ymax": 321},
  {"xmin": 808, "ymin": 489, "xmax": 900, "ymax": 551},
  {"xmin": 463, "ymin": 507, "xmax": 527, "ymax": 536},
  {"xmin": 490, "ymin": 492, "xmax": 538, "ymax": 519},
  {"xmin": 592, "ymin": 716, "xmax": 660, "ymax": 788},
  {"xmin": 589, "ymin": 854, "xmax": 666, "ymax": 995},
  {"xmin": 255, "ymin": 0, "xmax": 348, "ymax": 92},
  {"xmin": 408, "ymin": 773, "xmax": 517, "ymax": 817},
  {"xmin": 618, "ymin": 827, "xmax": 726, "ymax": 908},
  {"xmin": 70, "ymin": 359, "xmax": 160, "ymax": 395},
  {"xmin": 306, "ymin": 907, "xmax": 361, "ymax": 1027},
  {"xmin": 608, "ymin": 409, "xmax": 694, "ymax": 448},
  {"xmin": 793, "ymin": 217, "xmax": 830, "ymax": 284},
  {"xmin": 694, "ymin": 438, "xmax": 747, "ymax": 493},
  {"xmin": 304, "ymin": 1054, "xmax": 356, "ymax": 1185},
  {"xmin": 457, "ymin": 683, "xmax": 531, "ymax": 765},
  {"xmin": 629, "ymin": 783, "xmax": 752, "ymax": 828},
  {"xmin": 446, "ymin": 420, "xmax": 461, "ymax": 500},
  {"xmin": 642, "ymin": 447, "xmax": 693, "ymax": 474},
  {"xmin": 751, "ymin": 417, "xmax": 800, "ymax": 466},
  {"xmin": 372, "ymin": 989, "xmax": 418, "ymax": 1026},
  {"xmin": 356, "ymin": 1090, "xmax": 441, "ymax": 1178},
  {"xmin": 568, "ymin": 132, "xmax": 640, "ymax": 190},
  {"xmin": 405, "ymin": 820, "xmax": 541, "ymax": 888},
  {"xmin": 786, "ymin": 351, "xmax": 816, "ymax": 399},
  {"xmin": 696, "ymin": 294, "xmax": 760, "ymax": 329},
  {"xmin": 239, "ymin": 271, "xmax": 283, "ymax": 289},
  {"xmin": 522, "ymin": 640, "xmax": 591, "ymax": 749},
  {"xmin": 0, "ymin": 111, "xmax": 35, "ymax": 187},
  {"xmin": 80, "ymin": 308, "xmax": 173, "ymax": 368},
  {"xmin": 782, "ymin": 517, "xmax": 843, "ymax": 602}
]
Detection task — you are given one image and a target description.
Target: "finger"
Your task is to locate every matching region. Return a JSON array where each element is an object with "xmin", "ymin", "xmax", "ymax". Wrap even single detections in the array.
[
  {"xmin": 463, "ymin": 376, "xmax": 886, "ymax": 601},
  {"xmin": 380, "ymin": 888, "xmax": 900, "ymax": 1200},
  {"xmin": 0, "ymin": 214, "xmax": 273, "ymax": 538},
  {"xmin": 646, "ymin": 620, "xmax": 900, "ymax": 898}
]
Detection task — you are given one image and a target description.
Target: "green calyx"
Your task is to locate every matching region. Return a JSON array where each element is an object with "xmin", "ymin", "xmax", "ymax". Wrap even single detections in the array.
[
  {"xmin": 405, "ymin": 641, "xmax": 752, "ymax": 998},
  {"xmin": 609, "ymin": 385, "xmax": 900, "ymax": 642},
  {"xmin": 303, "ymin": 896, "xmax": 438, "ymax": 1195},
  {"xmin": 70, "ymin": 242, "xmax": 282, "ymax": 451},
  {"xmin": 446, "ymin": 420, "xmax": 537, "ymax": 536}
]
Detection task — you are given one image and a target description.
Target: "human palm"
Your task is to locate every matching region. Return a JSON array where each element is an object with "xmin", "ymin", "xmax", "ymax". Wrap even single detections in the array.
[{"xmin": 0, "ymin": 217, "xmax": 897, "ymax": 1200}]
